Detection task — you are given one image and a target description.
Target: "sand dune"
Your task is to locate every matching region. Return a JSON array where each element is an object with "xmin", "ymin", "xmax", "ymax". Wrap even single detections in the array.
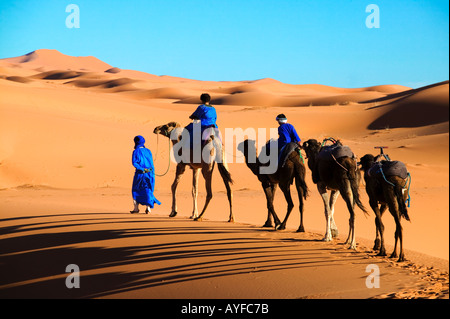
[
  {"xmin": 368, "ymin": 81, "xmax": 449, "ymax": 129},
  {"xmin": 105, "ymin": 67, "xmax": 122, "ymax": 74},
  {"xmin": 4, "ymin": 76, "xmax": 33, "ymax": 84},
  {"xmin": 124, "ymin": 87, "xmax": 195, "ymax": 100},
  {"xmin": 0, "ymin": 49, "xmax": 448, "ymax": 299},
  {"xmin": 32, "ymin": 70, "xmax": 83, "ymax": 80},
  {"xmin": 0, "ymin": 49, "xmax": 112, "ymax": 72}
]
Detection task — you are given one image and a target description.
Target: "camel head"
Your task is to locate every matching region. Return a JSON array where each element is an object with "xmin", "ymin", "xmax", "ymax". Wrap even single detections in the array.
[
  {"xmin": 237, "ymin": 139, "xmax": 260, "ymax": 167},
  {"xmin": 153, "ymin": 122, "xmax": 181, "ymax": 138},
  {"xmin": 358, "ymin": 154, "xmax": 376, "ymax": 172},
  {"xmin": 302, "ymin": 139, "xmax": 321, "ymax": 159},
  {"xmin": 237, "ymin": 139, "xmax": 257, "ymax": 158}
]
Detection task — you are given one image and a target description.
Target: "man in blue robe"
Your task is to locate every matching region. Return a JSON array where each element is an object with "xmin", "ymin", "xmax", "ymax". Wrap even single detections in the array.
[
  {"xmin": 276, "ymin": 113, "xmax": 301, "ymax": 151},
  {"xmin": 184, "ymin": 93, "xmax": 220, "ymax": 148},
  {"xmin": 131, "ymin": 135, "xmax": 161, "ymax": 214}
]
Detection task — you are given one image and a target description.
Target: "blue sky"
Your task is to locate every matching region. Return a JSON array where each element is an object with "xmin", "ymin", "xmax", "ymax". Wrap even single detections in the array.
[{"xmin": 0, "ymin": 0, "xmax": 448, "ymax": 88}]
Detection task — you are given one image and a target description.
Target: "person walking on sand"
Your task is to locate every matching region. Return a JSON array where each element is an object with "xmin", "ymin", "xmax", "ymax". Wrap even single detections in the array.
[{"xmin": 130, "ymin": 135, "xmax": 161, "ymax": 214}]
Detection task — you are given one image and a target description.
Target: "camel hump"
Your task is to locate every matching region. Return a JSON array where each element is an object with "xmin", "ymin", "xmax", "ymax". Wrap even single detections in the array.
[
  {"xmin": 317, "ymin": 144, "xmax": 354, "ymax": 161},
  {"xmin": 368, "ymin": 161, "xmax": 408, "ymax": 179}
]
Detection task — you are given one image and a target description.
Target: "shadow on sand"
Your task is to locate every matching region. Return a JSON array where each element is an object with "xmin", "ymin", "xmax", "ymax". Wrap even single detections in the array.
[{"xmin": 0, "ymin": 213, "xmax": 368, "ymax": 298}]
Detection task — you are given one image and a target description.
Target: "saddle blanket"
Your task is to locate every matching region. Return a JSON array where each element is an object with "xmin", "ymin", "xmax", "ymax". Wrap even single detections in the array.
[
  {"xmin": 368, "ymin": 160, "xmax": 409, "ymax": 179},
  {"xmin": 317, "ymin": 144, "xmax": 354, "ymax": 161},
  {"xmin": 279, "ymin": 142, "xmax": 301, "ymax": 168}
]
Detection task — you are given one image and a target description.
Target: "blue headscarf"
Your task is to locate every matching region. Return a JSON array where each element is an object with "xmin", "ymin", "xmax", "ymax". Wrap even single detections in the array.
[{"xmin": 134, "ymin": 135, "xmax": 146, "ymax": 149}]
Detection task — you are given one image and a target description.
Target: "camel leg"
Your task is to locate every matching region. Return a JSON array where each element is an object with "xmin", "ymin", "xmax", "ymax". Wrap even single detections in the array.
[
  {"xmin": 373, "ymin": 203, "xmax": 387, "ymax": 255},
  {"xmin": 271, "ymin": 184, "xmax": 279, "ymax": 226},
  {"xmin": 170, "ymin": 163, "xmax": 186, "ymax": 217},
  {"xmin": 218, "ymin": 164, "xmax": 234, "ymax": 223},
  {"xmin": 340, "ymin": 180, "xmax": 356, "ymax": 249},
  {"xmin": 318, "ymin": 183, "xmax": 333, "ymax": 242},
  {"xmin": 225, "ymin": 182, "xmax": 234, "ymax": 223},
  {"xmin": 295, "ymin": 177, "xmax": 305, "ymax": 232},
  {"xmin": 194, "ymin": 165, "xmax": 213, "ymax": 221},
  {"xmin": 395, "ymin": 218, "xmax": 405, "ymax": 262},
  {"xmin": 329, "ymin": 190, "xmax": 340, "ymax": 237},
  {"xmin": 276, "ymin": 182, "xmax": 294, "ymax": 231},
  {"xmin": 262, "ymin": 183, "xmax": 280, "ymax": 228},
  {"xmin": 385, "ymin": 193, "xmax": 404, "ymax": 261},
  {"xmin": 190, "ymin": 168, "xmax": 200, "ymax": 219}
]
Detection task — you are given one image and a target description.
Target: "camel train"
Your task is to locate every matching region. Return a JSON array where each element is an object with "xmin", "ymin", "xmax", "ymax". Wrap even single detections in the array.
[{"xmin": 153, "ymin": 122, "xmax": 412, "ymax": 262}]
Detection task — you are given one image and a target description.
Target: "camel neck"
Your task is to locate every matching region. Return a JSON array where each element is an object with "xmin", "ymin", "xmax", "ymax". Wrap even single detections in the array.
[{"xmin": 243, "ymin": 155, "xmax": 261, "ymax": 176}]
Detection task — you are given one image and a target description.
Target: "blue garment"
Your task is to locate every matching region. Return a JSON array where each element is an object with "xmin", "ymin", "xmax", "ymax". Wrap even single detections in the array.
[
  {"xmin": 185, "ymin": 104, "xmax": 220, "ymax": 145},
  {"xmin": 190, "ymin": 104, "xmax": 218, "ymax": 128},
  {"xmin": 278, "ymin": 123, "xmax": 301, "ymax": 150},
  {"xmin": 132, "ymin": 146, "xmax": 161, "ymax": 208}
]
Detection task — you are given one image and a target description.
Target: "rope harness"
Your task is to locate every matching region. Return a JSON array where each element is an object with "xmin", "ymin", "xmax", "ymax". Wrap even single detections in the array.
[
  {"xmin": 374, "ymin": 149, "xmax": 412, "ymax": 208},
  {"xmin": 321, "ymin": 137, "xmax": 357, "ymax": 173},
  {"xmin": 297, "ymin": 148, "xmax": 305, "ymax": 164},
  {"xmin": 321, "ymin": 137, "xmax": 338, "ymax": 147},
  {"xmin": 377, "ymin": 162, "xmax": 412, "ymax": 208}
]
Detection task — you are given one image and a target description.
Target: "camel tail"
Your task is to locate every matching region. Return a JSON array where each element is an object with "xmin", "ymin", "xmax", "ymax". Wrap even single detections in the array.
[
  {"xmin": 394, "ymin": 184, "xmax": 410, "ymax": 221},
  {"xmin": 294, "ymin": 160, "xmax": 309, "ymax": 200},
  {"xmin": 218, "ymin": 162, "xmax": 234, "ymax": 185},
  {"xmin": 346, "ymin": 161, "xmax": 368, "ymax": 216}
]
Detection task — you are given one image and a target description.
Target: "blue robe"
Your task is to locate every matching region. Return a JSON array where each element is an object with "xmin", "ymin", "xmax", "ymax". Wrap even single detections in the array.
[
  {"xmin": 190, "ymin": 104, "xmax": 218, "ymax": 127},
  {"xmin": 132, "ymin": 147, "xmax": 161, "ymax": 208},
  {"xmin": 278, "ymin": 123, "xmax": 301, "ymax": 151},
  {"xmin": 185, "ymin": 104, "xmax": 219, "ymax": 145}
]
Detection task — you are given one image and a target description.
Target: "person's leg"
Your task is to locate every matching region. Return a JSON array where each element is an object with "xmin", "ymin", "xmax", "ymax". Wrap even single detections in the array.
[{"xmin": 130, "ymin": 200, "xmax": 139, "ymax": 213}]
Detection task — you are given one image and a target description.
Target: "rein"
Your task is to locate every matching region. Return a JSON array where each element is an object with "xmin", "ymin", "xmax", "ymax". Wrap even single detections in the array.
[{"xmin": 153, "ymin": 133, "xmax": 172, "ymax": 177}]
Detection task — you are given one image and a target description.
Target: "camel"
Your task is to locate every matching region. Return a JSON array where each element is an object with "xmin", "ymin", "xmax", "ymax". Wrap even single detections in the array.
[
  {"xmin": 358, "ymin": 154, "xmax": 411, "ymax": 262},
  {"xmin": 238, "ymin": 139, "xmax": 309, "ymax": 231},
  {"xmin": 153, "ymin": 122, "xmax": 234, "ymax": 222},
  {"xmin": 302, "ymin": 138, "xmax": 367, "ymax": 249}
]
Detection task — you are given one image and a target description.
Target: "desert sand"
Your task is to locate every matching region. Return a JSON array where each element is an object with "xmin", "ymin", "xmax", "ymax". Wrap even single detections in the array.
[{"xmin": 0, "ymin": 49, "xmax": 448, "ymax": 299}]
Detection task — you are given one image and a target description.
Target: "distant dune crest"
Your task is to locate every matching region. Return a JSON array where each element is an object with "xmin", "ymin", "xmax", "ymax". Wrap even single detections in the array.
[{"xmin": 0, "ymin": 49, "xmax": 448, "ymax": 129}]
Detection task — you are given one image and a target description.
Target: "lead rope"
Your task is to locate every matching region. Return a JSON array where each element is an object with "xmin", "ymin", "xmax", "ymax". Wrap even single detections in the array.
[
  {"xmin": 154, "ymin": 133, "xmax": 159, "ymax": 162},
  {"xmin": 154, "ymin": 134, "xmax": 171, "ymax": 177},
  {"xmin": 405, "ymin": 172, "xmax": 412, "ymax": 208}
]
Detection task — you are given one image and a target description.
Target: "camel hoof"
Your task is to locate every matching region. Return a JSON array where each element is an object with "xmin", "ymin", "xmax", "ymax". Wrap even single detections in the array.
[
  {"xmin": 275, "ymin": 224, "xmax": 286, "ymax": 231},
  {"xmin": 228, "ymin": 218, "xmax": 235, "ymax": 223},
  {"xmin": 390, "ymin": 252, "xmax": 398, "ymax": 259},
  {"xmin": 322, "ymin": 236, "xmax": 332, "ymax": 242},
  {"xmin": 262, "ymin": 222, "xmax": 274, "ymax": 228},
  {"xmin": 296, "ymin": 226, "xmax": 305, "ymax": 233},
  {"xmin": 377, "ymin": 248, "xmax": 387, "ymax": 256},
  {"xmin": 373, "ymin": 239, "xmax": 381, "ymax": 250},
  {"xmin": 331, "ymin": 229, "xmax": 339, "ymax": 238},
  {"xmin": 194, "ymin": 217, "xmax": 202, "ymax": 222},
  {"xmin": 169, "ymin": 211, "xmax": 177, "ymax": 218},
  {"xmin": 397, "ymin": 256, "xmax": 405, "ymax": 262}
]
